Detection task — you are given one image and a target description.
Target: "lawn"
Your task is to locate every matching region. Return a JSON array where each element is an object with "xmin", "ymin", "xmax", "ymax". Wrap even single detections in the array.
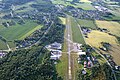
[
  {"xmin": 85, "ymin": 30, "xmax": 118, "ymax": 48},
  {"xmin": 0, "ymin": 40, "xmax": 8, "ymax": 50},
  {"xmin": 71, "ymin": 17, "xmax": 85, "ymax": 44},
  {"xmin": 77, "ymin": 19, "xmax": 97, "ymax": 29},
  {"xmin": 0, "ymin": 20, "xmax": 41, "ymax": 41},
  {"xmin": 96, "ymin": 20, "xmax": 120, "ymax": 37}
]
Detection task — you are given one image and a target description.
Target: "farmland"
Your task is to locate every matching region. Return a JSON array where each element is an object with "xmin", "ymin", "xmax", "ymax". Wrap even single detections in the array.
[
  {"xmin": 85, "ymin": 30, "xmax": 118, "ymax": 48},
  {"xmin": 77, "ymin": 19, "xmax": 97, "ymax": 29},
  {"xmin": 71, "ymin": 17, "xmax": 85, "ymax": 44},
  {"xmin": 0, "ymin": 20, "xmax": 41, "ymax": 41},
  {"xmin": 96, "ymin": 20, "xmax": 120, "ymax": 37}
]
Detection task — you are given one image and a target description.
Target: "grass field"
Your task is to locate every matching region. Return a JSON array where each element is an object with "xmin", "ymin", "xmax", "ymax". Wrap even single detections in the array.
[
  {"xmin": 0, "ymin": 20, "xmax": 41, "ymax": 41},
  {"xmin": 56, "ymin": 29, "xmax": 68, "ymax": 79},
  {"xmin": 96, "ymin": 20, "xmax": 120, "ymax": 37},
  {"xmin": 8, "ymin": 41, "xmax": 16, "ymax": 49},
  {"xmin": 59, "ymin": 17, "xmax": 66, "ymax": 25},
  {"xmin": 86, "ymin": 30, "xmax": 118, "ymax": 48},
  {"xmin": 80, "ymin": 0, "xmax": 91, "ymax": 3},
  {"xmin": 71, "ymin": 17, "xmax": 85, "ymax": 44},
  {"xmin": 77, "ymin": 19, "xmax": 97, "ymax": 29},
  {"xmin": 0, "ymin": 40, "xmax": 8, "ymax": 50},
  {"xmin": 52, "ymin": 0, "xmax": 95, "ymax": 10}
]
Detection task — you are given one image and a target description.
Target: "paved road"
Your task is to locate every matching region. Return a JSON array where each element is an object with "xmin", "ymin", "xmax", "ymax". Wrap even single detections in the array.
[{"xmin": 66, "ymin": 15, "xmax": 73, "ymax": 80}]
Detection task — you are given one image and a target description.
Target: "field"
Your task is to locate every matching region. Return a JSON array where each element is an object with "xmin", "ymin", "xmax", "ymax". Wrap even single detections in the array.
[
  {"xmin": 8, "ymin": 41, "xmax": 16, "ymax": 49},
  {"xmin": 71, "ymin": 17, "xmax": 85, "ymax": 44},
  {"xmin": 96, "ymin": 20, "xmax": 120, "ymax": 37},
  {"xmin": 52, "ymin": 0, "xmax": 95, "ymax": 10},
  {"xmin": 0, "ymin": 40, "xmax": 8, "ymax": 50},
  {"xmin": 77, "ymin": 19, "xmax": 97, "ymax": 29},
  {"xmin": 56, "ymin": 27, "xmax": 68, "ymax": 79},
  {"xmin": 59, "ymin": 17, "xmax": 66, "ymax": 25},
  {"xmin": 108, "ymin": 45, "xmax": 120, "ymax": 65},
  {"xmin": 0, "ymin": 20, "xmax": 42, "ymax": 41},
  {"xmin": 80, "ymin": 0, "xmax": 91, "ymax": 3},
  {"xmin": 85, "ymin": 30, "xmax": 118, "ymax": 48}
]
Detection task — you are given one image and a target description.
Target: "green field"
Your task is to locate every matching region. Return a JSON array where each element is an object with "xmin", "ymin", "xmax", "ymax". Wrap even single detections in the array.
[
  {"xmin": 52, "ymin": 0, "xmax": 95, "ymax": 10},
  {"xmin": 77, "ymin": 19, "xmax": 97, "ymax": 29},
  {"xmin": 56, "ymin": 30, "xmax": 68, "ymax": 79},
  {"xmin": 8, "ymin": 41, "xmax": 16, "ymax": 49},
  {"xmin": 0, "ymin": 40, "xmax": 8, "ymax": 50},
  {"xmin": 0, "ymin": 20, "xmax": 42, "ymax": 41},
  {"xmin": 71, "ymin": 17, "xmax": 85, "ymax": 44}
]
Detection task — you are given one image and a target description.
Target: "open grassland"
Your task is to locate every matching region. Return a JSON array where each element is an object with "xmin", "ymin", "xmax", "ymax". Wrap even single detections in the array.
[
  {"xmin": 52, "ymin": 0, "xmax": 95, "ymax": 10},
  {"xmin": 56, "ymin": 29, "xmax": 68, "ymax": 79},
  {"xmin": 71, "ymin": 17, "xmax": 85, "ymax": 44},
  {"xmin": 86, "ymin": 30, "xmax": 118, "ymax": 48},
  {"xmin": 0, "ymin": 20, "xmax": 41, "ymax": 41},
  {"xmin": 0, "ymin": 40, "xmax": 8, "ymax": 50},
  {"xmin": 59, "ymin": 17, "xmax": 66, "ymax": 25},
  {"xmin": 80, "ymin": 0, "xmax": 92, "ymax": 3},
  {"xmin": 96, "ymin": 20, "xmax": 120, "ymax": 37},
  {"xmin": 8, "ymin": 41, "xmax": 16, "ymax": 49},
  {"xmin": 77, "ymin": 19, "xmax": 97, "ymax": 29}
]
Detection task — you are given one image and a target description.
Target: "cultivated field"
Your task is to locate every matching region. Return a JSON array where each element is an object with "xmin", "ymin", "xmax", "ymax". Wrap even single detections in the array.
[
  {"xmin": 96, "ymin": 20, "xmax": 120, "ymax": 37},
  {"xmin": 0, "ymin": 20, "xmax": 42, "ymax": 41},
  {"xmin": 109, "ymin": 45, "xmax": 120, "ymax": 65},
  {"xmin": 86, "ymin": 30, "xmax": 118, "ymax": 48},
  {"xmin": 77, "ymin": 19, "xmax": 97, "ymax": 29}
]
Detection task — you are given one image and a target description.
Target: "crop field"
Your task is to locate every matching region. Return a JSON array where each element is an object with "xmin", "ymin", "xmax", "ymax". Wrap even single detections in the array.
[
  {"xmin": 108, "ymin": 45, "xmax": 120, "ymax": 65},
  {"xmin": 0, "ymin": 20, "xmax": 41, "ymax": 41},
  {"xmin": 0, "ymin": 40, "xmax": 8, "ymax": 50},
  {"xmin": 71, "ymin": 17, "xmax": 85, "ymax": 44},
  {"xmin": 96, "ymin": 20, "xmax": 120, "ymax": 37},
  {"xmin": 85, "ymin": 30, "xmax": 118, "ymax": 48},
  {"xmin": 77, "ymin": 19, "xmax": 97, "ymax": 29}
]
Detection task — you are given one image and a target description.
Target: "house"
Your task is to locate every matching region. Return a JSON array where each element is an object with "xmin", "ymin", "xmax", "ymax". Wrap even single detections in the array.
[
  {"xmin": 46, "ymin": 42, "xmax": 62, "ymax": 50},
  {"xmin": 50, "ymin": 50, "xmax": 62, "ymax": 60},
  {"xmin": 0, "ymin": 52, "xmax": 7, "ymax": 58},
  {"xmin": 77, "ymin": 52, "xmax": 86, "ymax": 55}
]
